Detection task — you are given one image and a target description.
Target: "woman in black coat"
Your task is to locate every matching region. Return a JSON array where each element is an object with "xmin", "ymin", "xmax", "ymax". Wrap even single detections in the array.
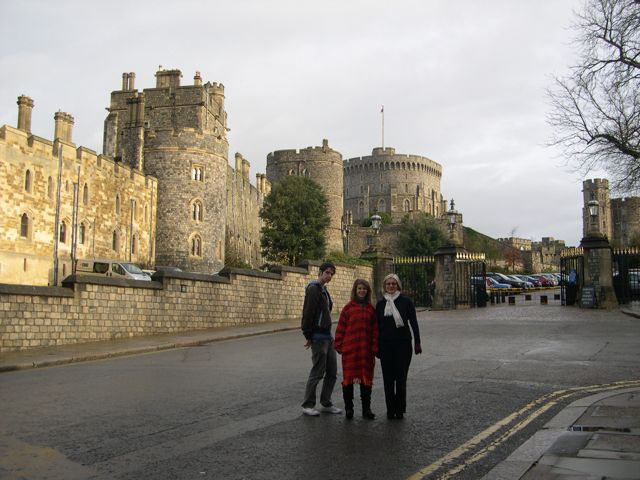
[{"xmin": 375, "ymin": 273, "xmax": 422, "ymax": 419}]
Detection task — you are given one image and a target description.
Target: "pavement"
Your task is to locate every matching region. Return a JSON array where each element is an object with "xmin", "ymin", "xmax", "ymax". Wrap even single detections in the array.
[{"xmin": 1, "ymin": 313, "xmax": 640, "ymax": 479}]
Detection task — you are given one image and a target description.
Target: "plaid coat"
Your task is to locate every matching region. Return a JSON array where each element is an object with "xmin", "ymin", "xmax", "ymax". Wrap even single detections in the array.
[{"xmin": 335, "ymin": 300, "xmax": 379, "ymax": 386}]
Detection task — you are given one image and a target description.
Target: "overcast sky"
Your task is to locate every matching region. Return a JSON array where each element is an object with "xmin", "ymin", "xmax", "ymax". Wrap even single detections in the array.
[{"xmin": 0, "ymin": 0, "xmax": 598, "ymax": 246}]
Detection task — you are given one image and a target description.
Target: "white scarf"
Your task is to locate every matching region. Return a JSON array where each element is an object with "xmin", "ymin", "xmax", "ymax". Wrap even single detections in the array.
[{"xmin": 383, "ymin": 292, "xmax": 404, "ymax": 328}]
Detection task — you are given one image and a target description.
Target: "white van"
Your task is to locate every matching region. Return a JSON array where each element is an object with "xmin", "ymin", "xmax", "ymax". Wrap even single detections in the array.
[{"xmin": 75, "ymin": 259, "xmax": 151, "ymax": 281}]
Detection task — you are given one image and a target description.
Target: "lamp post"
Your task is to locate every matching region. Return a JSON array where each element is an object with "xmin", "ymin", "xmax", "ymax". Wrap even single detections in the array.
[
  {"xmin": 447, "ymin": 199, "xmax": 458, "ymax": 245},
  {"xmin": 587, "ymin": 199, "xmax": 599, "ymax": 236}
]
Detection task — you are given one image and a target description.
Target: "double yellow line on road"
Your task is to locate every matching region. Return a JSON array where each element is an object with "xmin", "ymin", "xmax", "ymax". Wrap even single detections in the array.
[{"xmin": 407, "ymin": 379, "xmax": 640, "ymax": 480}]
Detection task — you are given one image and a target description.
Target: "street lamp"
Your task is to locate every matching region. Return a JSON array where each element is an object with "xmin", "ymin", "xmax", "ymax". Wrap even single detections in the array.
[
  {"xmin": 588, "ymin": 199, "xmax": 599, "ymax": 219},
  {"xmin": 371, "ymin": 212, "xmax": 382, "ymax": 235},
  {"xmin": 447, "ymin": 199, "xmax": 457, "ymax": 234}
]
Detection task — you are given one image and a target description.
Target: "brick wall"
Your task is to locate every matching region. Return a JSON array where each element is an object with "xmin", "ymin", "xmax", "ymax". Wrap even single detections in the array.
[{"xmin": 0, "ymin": 261, "xmax": 373, "ymax": 352}]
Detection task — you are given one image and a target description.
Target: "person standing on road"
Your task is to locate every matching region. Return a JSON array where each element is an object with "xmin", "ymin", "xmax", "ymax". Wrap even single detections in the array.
[
  {"xmin": 335, "ymin": 279, "xmax": 379, "ymax": 420},
  {"xmin": 376, "ymin": 273, "xmax": 422, "ymax": 420},
  {"xmin": 301, "ymin": 262, "xmax": 342, "ymax": 417}
]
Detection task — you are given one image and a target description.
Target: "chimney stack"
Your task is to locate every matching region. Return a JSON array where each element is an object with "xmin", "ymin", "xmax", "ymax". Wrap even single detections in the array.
[
  {"xmin": 17, "ymin": 95, "xmax": 34, "ymax": 134},
  {"xmin": 54, "ymin": 111, "xmax": 74, "ymax": 143}
]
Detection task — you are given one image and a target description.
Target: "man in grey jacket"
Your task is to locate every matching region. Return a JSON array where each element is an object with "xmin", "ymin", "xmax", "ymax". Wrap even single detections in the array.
[{"xmin": 301, "ymin": 262, "xmax": 342, "ymax": 416}]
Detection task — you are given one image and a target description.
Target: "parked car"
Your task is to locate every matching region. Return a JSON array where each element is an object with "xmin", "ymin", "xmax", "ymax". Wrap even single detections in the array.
[
  {"xmin": 510, "ymin": 274, "xmax": 535, "ymax": 289},
  {"xmin": 531, "ymin": 274, "xmax": 554, "ymax": 287},
  {"xmin": 522, "ymin": 275, "xmax": 543, "ymax": 287},
  {"xmin": 486, "ymin": 276, "xmax": 511, "ymax": 289},
  {"xmin": 75, "ymin": 259, "xmax": 151, "ymax": 281},
  {"xmin": 487, "ymin": 272, "xmax": 526, "ymax": 289}
]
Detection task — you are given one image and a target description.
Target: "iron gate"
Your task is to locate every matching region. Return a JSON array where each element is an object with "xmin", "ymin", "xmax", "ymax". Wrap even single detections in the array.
[
  {"xmin": 612, "ymin": 247, "xmax": 640, "ymax": 304},
  {"xmin": 560, "ymin": 248, "xmax": 584, "ymax": 306},
  {"xmin": 393, "ymin": 256, "xmax": 435, "ymax": 308},
  {"xmin": 455, "ymin": 252, "xmax": 486, "ymax": 308}
]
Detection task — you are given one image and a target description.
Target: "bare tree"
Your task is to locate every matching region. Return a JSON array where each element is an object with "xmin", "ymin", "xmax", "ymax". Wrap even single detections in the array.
[{"xmin": 548, "ymin": 0, "xmax": 640, "ymax": 194}]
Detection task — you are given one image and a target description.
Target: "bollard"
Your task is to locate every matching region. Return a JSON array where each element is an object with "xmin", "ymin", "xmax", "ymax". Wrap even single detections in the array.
[
  {"xmin": 540, "ymin": 295, "xmax": 548, "ymax": 305},
  {"xmin": 508, "ymin": 296, "xmax": 516, "ymax": 305},
  {"xmin": 490, "ymin": 291, "xmax": 495, "ymax": 304},
  {"xmin": 525, "ymin": 294, "xmax": 532, "ymax": 301}
]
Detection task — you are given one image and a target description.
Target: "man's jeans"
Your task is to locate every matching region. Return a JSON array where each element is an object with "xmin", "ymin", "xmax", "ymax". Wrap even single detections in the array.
[{"xmin": 302, "ymin": 338, "xmax": 337, "ymax": 408}]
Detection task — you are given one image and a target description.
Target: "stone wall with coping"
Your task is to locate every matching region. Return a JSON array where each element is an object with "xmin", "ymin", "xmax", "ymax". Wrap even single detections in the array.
[{"xmin": 0, "ymin": 261, "xmax": 373, "ymax": 352}]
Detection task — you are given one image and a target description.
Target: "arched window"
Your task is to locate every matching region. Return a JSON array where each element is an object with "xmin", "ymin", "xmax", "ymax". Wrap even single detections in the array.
[
  {"xmin": 377, "ymin": 199, "xmax": 386, "ymax": 213},
  {"xmin": 115, "ymin": 194, "xmax": 121, "ymax": 215},
  {"xmin": 192, "ymin": 200, "xmax": 203, "ymax": 221},
  {"xmin": 358, "ymin": 201, "xmax": 364, "ymax": 217},
  {"xmin": 112, "ymin": 230, "xmax": 120, "ymax": 252},
  {"xmin": 403, "ymin": 199, "xmax": 411, "ymax": 212},
  {"xmin": 83, "ymin": 184, "xmax": 89, "ymax": 205},
  {"xmin": 79, "ymin": 223, "xmax": 86, "ymax": 245},
  {"xmin": 47, "ymin": 176, "xmax": 53, "ymax": 199},
  {"xmin": 59, "ymin": 221, "xmax": 67, "ymax": 243},
  {"xmin": 191, "ymin": 235, "xmax": 202, "ymax": 256},
  {"xmin": 20, "ymin": 213, "xmax": 29, "ymax": 238},
  {"xmin": 24, "ymin": 170, "xmax": 32, "ymax": 192},
  {"xmin": 191, "ymin": 166, "xmax": 203, "ymax": 181}
]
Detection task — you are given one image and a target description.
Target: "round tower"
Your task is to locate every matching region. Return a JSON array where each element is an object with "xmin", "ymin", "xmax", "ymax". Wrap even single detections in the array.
[
  {"xmin": 141, "ymin": 69, "xmax": 228, "ymax": 273},
  {"xmin": 266, "ymin": 139, "xmax": 343, "ymax": 254},
  {"xmin": 343, "ymin": 147, "xmax": 444, "ymax": 224}
]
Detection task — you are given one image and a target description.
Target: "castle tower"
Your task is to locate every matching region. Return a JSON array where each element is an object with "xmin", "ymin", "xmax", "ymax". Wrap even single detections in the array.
[
  {"xmin": 266, "ymin": 139, "xmax": 343, "ymax": 254},
  {"xmin": 103, "ymin": 68, "xmax": 229, "ymax": 272},
  {"xmin": 582, "ymin": 179, "xmax": 613, "ymax": 240},
  {"xmin": 343, "ymin": 147, "xmax": 445, "ymax": 224}
]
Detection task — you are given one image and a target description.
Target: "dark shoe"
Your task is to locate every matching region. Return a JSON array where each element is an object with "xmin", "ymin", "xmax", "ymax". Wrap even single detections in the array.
[
  {"xmin": 346, "ymin": 408, "xmax": 354, "ymax": 419},
  {"xmin": 387, "ymin": 411, "xmax": 395, "ymax": 420},
  {"xmin": 396, "ymin": 412, "xmax": 404, "ymax": 419},
  {"xmin": 363, "ymin": 410, "xmax": 376, "ymax": 420}
]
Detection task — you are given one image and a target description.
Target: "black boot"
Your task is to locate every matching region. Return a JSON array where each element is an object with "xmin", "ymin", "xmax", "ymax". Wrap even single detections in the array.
[
  {"xmin": 361, "ymin": 385, "xmax": 375, "ymax": 420},
  {"xmin": 343, "ymin": 385, "xmax": 354, "ymax": 419}
]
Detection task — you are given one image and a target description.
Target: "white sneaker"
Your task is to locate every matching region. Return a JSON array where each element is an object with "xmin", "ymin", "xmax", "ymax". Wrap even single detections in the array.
[
  {"xmin": 320, "ymin": 405, "xmax": 343, "ymax": 414},
  {"xmin": 302, "ymin": 407, "xmax": 320, "ymax": 416}
]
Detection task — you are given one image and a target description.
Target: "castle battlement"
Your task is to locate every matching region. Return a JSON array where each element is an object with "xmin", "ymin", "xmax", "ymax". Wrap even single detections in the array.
[
  {"xmin": 0, "ymin": 124, "xmax": 153, "ymax": 187},
  {"xmin": 583, "ymin": 178, "xmax": 610, "ymax": 189}
]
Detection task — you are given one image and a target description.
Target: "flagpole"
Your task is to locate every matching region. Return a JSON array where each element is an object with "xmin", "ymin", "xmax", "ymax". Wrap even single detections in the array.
[{"xmin": 381, "ymin": 105, "xmax": 385, "ymax": 149}]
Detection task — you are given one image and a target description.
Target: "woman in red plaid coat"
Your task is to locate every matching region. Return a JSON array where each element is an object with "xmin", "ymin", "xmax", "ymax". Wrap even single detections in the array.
[{"xmin": 335, "ymin": 279, "xmax": 379, "ymax": 420}]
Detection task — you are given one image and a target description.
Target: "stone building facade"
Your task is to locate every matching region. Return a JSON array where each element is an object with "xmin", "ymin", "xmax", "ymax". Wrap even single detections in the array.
[
  {"xmin": 582, "ymin": 178, "xmax": 640, "ymax": 247},
  {"xmin": 0, "ymin": 100, "xmax": 157, "ymax": 286},
  {"xmin": 266, "ymin": 139, "xmax": 344, "ymax": 253},
  {"xmin": 343, "ymin": 147, "xmax": 446, "ymax": 224}
]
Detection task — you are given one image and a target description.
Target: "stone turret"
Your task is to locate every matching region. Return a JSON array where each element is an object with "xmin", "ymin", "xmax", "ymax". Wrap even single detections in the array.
[
  {"xmin": 266, "ymin": 139, "xmax": 343, "ymax": 253},
  {"xmin": 104, "ymin": 68, "xmax": 229, "ymax": 273}
]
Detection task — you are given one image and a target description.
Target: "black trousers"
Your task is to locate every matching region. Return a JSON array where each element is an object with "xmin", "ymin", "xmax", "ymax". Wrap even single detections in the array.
[{"xmin": 379, "ymin": 341, "xmax": 412, "ymax": 415}]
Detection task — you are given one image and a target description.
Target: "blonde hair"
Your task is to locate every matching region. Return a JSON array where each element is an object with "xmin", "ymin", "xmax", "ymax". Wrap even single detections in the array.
[{"xmin": 383, "ymin": 273, "xmax": 402, "ymax": 291}]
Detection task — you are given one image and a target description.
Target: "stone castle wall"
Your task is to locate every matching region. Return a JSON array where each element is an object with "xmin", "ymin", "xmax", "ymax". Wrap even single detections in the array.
[
  {"xmin": 266, "ymin": 139, "xmax": 344, "ymax": 253},
  {"xmin": 0, "ymin": 123, "xmax": 157, "ymax": 286},
  {"xmin": 225, "ymin": 154, "xmax": 270, "ymax": 268},
  {"xmin": 0, "ymin": 261, "xmax": 373, "ymax": 352},
  {"xmin": 344, "ymin": 147, "xmax": 446, "ymax": 224}
]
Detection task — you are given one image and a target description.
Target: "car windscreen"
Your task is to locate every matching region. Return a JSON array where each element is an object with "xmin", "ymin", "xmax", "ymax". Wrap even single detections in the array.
[{"xmin": 121, "ymin": 263, "xmax": 144, "ymax": 274}]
